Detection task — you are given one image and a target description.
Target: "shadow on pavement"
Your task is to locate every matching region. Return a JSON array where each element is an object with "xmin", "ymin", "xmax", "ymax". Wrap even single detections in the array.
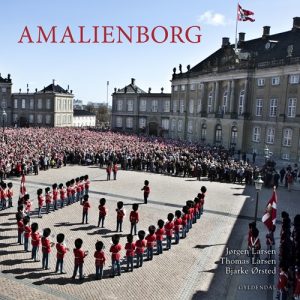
[
  {"xmin": 87, "ymin": 228, "xmax": 114, "ymax": 235},
  {"xmin": 194, "ymin": 244, "xmax": 226, "ymax": 250},
  {"xmin": 70, "ymin": 225, "xmax": 97, "ymax": 231},
  {"xmin": 54, "ymin": 222, "xmax": 83, "ymax": 227}
]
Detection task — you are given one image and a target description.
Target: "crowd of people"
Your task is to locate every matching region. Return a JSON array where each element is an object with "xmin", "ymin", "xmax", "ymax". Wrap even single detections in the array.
[{"xmin": 0, "ymin": 127, "xmax": 290, "ymax": 187}]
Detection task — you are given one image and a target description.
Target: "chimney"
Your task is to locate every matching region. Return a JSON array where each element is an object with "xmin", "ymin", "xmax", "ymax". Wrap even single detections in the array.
[
  {"xmin": 222, "ymin": 37, "xmax": 230, "ymax": 47},
  {"xmin": 262, "ymin": 26, "xmax": 270, "ymax": 38},
  {"xmin": 131, "ymin": 78, "xmax": 135, "ymax": 85},
  {"xmin": 239, "ymin": 32, "xmax": 245, "ymax": 42},
  {"xmin": 148, "ymin": 87, "xmax": 151, "ymax": 93},
  {"xmin": 293, "ymin": 17, "xmax": 300, "ymax": 30},
  {"xmin": 7, "ymin": 74, "xmax": 11, "ymax": 80},
  {"xmin": 53, "ymin": 79, "xmax": 56, "ymax": 86}
]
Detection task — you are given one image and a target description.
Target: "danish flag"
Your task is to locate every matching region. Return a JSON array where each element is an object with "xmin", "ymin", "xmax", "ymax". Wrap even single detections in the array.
[{"xmin": 238, "ymin": 4, "xmax": 255, "ymax": 22}]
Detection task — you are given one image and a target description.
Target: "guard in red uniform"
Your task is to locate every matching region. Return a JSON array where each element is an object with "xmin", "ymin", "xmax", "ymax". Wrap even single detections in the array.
[
  {"xmin": 66, "ymin": 181, "xmax": 71, "ymax": 206},
  {"xmin": 250, "ymin": 227, "xmax": 261, "ymax": 264},
  {"xmin": 45, "ymin": 187, "xmax": 52, "ymax": 214},
  {"xmin": 98, "ymin": 198, "xmax": 107, "ymax": 228},
  {"xmin": 113, "ymin": 162, "xmax": 118, "ymax": 180},
  {"xmin": 84, "ymin": 175, "xmax": 90, "ymax": 196},
  {"xmin": 276, "ymin": 264, "xmax": 288, "ymax": 300},
  {"xmin": 81, "ymin": 195, "xmax": 91, "ymax": 224},
  {"xmin": 181, "ymin": 206, "xmax": 189, "ymax": 238},
  {"xmin": 125, "ymin": 234, "xmax": 135, "ymax": 272},
  {"xmin": 155, "ymin": 219, "xmax": 165, "ymax": 255},
  {"xmin": 24, "ymin": 194, "xmax": 32, "ymax": 216},
  {"xmin": 145, "ymin": 225, "xmax": 156, "ymax": 260},
  {"xmin": 164, "ymin": 213, "xmax": 174, "ymax": 250},
  {"xmin": 106, "ymin": 164, "xmax": 112, "ymax": 181},
  {"xmin": 31, "ymin": 222, "xmax": 41, "ymax": 261},
  {"xmin": 174, "ymin": 210, "xmax": 182, "ymax": 244},
  {"xmin": 37, "ymin": 189, "xmax": 44, "ymax": 218},
  {"xmin": 59, "ymin": 183, "xmax": 66, "ymax": 208},
  {"xmin": 7, "ymin": 182, "xmax": 13, "ymax": 208},
  {"xmin": 135, "ymin": 230, "xmax": 146, "ymax": 268},
  {"xmin": 116, "ymin": 201, "xmax": 126, "ymax": 232},
  {"xmin": 55, "ymin": 233, "xmax": 69, "ymax": 274},
  {"xmin": 75, "ymin": 178, "xmax": 81, "ymax": 202},
  {"xmin": 129, "ymin": 203, "xmax": 139, "ymax": 235},
  {"xmin": 70, "ymin": 179, "xmax": 76, "ymax": 204},
  {"xmin": 72, "ymin": 238, "xmax": 88, "ymax": 280},
  {"xmin": 41, "ymin": 228, "xmax": 54, "ymax": 270},
  {"xmin": 23, "ymin": 216, "xmax": 31, "ymax": 252},
  {"xmin": 0, "ymin": 182, "xmax": 7, "ymax": 210},
  {"xmin": 110, "ymin": 234, "xmax": 122, "ymax": 277},
  {"xmin": 94, "ymin": 241, "xmax": 106, "ymax": 280},
  {"xmin": 141, "ymin": 180, "xmax": 150, "ymax": 204},
  {"xmin": 52, "ymin": 183, "xmax": 59, "ymax": 210},
  {"xmin": 16, "ymin": 212, "xmax": 24, "ymax": 245}
]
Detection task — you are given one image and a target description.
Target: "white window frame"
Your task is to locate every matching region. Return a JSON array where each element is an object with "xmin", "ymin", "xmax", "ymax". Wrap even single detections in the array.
[
  {"xmin": 173, "ymin": 100, "xmax": 178, "ymax": 113},
  {"xmin": 163, "ymin": 100, "xmax": 170, "ymax": 113},
  {"xmin": 14, "ymin": 99, "xmax": 18, "ymax": 109},
  {"xmin": 208, "ymin": 92, "xmax": 213, "ymax": 113},
  {"xmin": 151, "ymin": 100, "xmax": 158, "ymax": 112},
  {"xmin": 161, "ymin": 119, "xmax": 169, "ymax": 130},
  {"xmin": 139, "ymin": 117, "xmax": 146, "ymax": 129},
  {"xmin": 257, "ymin": 78, "xmax": 265, "ymax": 87},
  {"xmin": 173, "ymin": 85, "xmax": 178, "ymax": 92},
  {"xmin": 37, "ymin": 99, "xmax": 43, "ymax": 109},
  {"xmin": 223, "ymin": 91, "xmax": 228, "ymax": 114},
  {"xmin": 139, "ymin": 99, "xmax": 146, "ymax": 112},
  {"xmin": 252, "ymin": 127, "xmax": 261, "ymax": 142},
  {"xmin": 126, "ymin": 117, "xmax": 133, "ymax": 128},
  {"xmin": 271, "ymin": 77, "xmax": 280, "ymax": 86},
  {"xmin": 256, "ymin": 99, "xmax": 263, "ymax": 116},
  {"xmin": 189, "ymin": 99, "xmax": 194, "ymax": 114},
  {"xmin": 283, "ymin": 128, "xmax": 292, "ymax": 147},
  {"xmin": 266, "ymin": 127, "xmax": 275, "ymax": 144},
  {"xmin": 171, "ymin": 119, "xmax": 176, "ymax": 131},
  {"xmin": 287, "ymin": 98, "xmax": 297, "ymax": 118},
  {"xmin": 179, "ymin": 100, "xmax": 184, "ymax": 113},
  {"xmin": 29, "ymin": 114, "xmax": 34, "ymax": 124},
  {"xmin": 21, "ymin": 99, "xmax": 26, "ymax": 109},
  {"xmin": 178, "ymin": 120, "xmax": 183, "ymax": 132},
  {"xmin": 215, "ymin": 124, "xmax": 222, "ymax": 143},
  {"xmin": 187, "ymin": 120, "xmax": 193, "ymax": 133},
  {"xmin": 117, "ymin": 100, "xmax": 123, "ymax": 111},
  {"xmin": 190, "ymin": 84, "xmax": 196, "ymax": 91},
  {"xmin": 37, "ymin": 114, "xmax": 43, "ymax": 124},
  {"xmin": 30, "ymin": 99, "xmax": 34, "ymax": 110},
  {"xmin": 45, "ymin": 115, "xmax": 51, "ymax": 124},
  {"xmin": 197, "ymin": 99, "xmax": 202, "ymax": 113},
  {"xmin": 127, "ymin": 99, "xmax": 134, "ymax": 112},
  {"xmin": 116, "ymin": 116, "xmax": 122, "ymax": 128},
  {"xmin": 269, "ymin": 98, "xmax": 278, "ymax": 117},
  {"xmin": 289, "ymin": 75, "xmax": 300, "ymax": 84},
  {"xmin": 46, "ymin": 99, "xmax": 51, "ymax": 110},
  {"xmin": 181, "ymin": 85, "xmax": 185, "ymax": 91},
  {"xmin": 238, "ymin": 90, "xmax": 245, "ymax": 116}
]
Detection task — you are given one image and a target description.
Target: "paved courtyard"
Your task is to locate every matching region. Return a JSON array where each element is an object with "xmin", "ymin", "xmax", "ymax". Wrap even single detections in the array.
[{"xmin": 0, "ymin": 165, "xmax": 299, "ymax": 300}]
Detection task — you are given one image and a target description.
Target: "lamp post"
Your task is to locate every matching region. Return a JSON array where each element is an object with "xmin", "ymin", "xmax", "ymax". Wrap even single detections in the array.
[
  {"xmin": 254, "ymin": 175, "xmax": 264, "ymax": 224},
  {"xmin": 264, "ymin": 144, "xmax": 270, "ymax": 163}
]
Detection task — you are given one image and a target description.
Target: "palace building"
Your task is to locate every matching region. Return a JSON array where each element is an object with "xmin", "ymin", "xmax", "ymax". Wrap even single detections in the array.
[{"xmin": 112, "ymin": 17, "xmax": 300, "ymax": 161}]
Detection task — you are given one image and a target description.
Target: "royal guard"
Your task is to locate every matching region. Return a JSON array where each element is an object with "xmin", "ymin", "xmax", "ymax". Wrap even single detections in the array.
[
  {"xmin": 55, "ymin": 233, "xmax": 69, "ymax": 274},
  {"xmin": 98, "ymin": 198, "xmax": 107, "ymax": 228},
  {"xmin": 59, "ymin": 183, "xmax": 66, "ymax": 208},
  {"xmin": 79, "ymin": 176, "xmax": 85, "ymax": 203},
  {"xmin": 250, "ymin": 227, "xmax": 261, "ymax": 264},
  {"xmin": 37, "ymin": 188, "xmax": 44, "ymax": 218},
  {"xmin": 81, "ymin": 195, "xmax": 91, "ymax": 224},
  {"xmin": 129, "ymin": 203, "xmax": 139, "ymax": 235},
  {"xmin": 75, "ymin": 177, "xmax": 81, "ymax": 202},
  {"xmin": 7, "ymin": 182, "xmax": 13, "ymax": 208},
  {"xmin": 135, "ymin": 230, "xmax": 146, "ymax": 268},
  {"xmin": 70, "ymin": 179, "xmax": 76, "ymax": 204},
  {"xmin": 266, "ymin": 225, "xmax": 276, "ymax": 260},
  {"xmin": 155, "ymin": 219, "xmax": 165, "ymax": 254},
  {"xmin": 41, "ymin": 228, "xmax": 54, "ymax": 270},
  {"xmin": 16, "ymin": 212, "xmax": 24, "ymax": 245},
  {"xmin": 84, "ymin": 175, "xmax": 90, "ymax": 196},
  {"xmin": 141, "ymin": 180, "xmax": 150, "ymax": 204},
  {"xmin": 125, "ymin": 234, "xmax": 135, "ymax": 272},
  {"xmin": 145, "ymin": 225, "xmax": 156, "ymax": 261},
  {"xmin": 113, "ymin": 162, "xmax": 118, "ymax": 180},
  {"xmin": 276, "ymin": 264, "xmax": 288, "ymax": 300},
  {"xmin": 110, "ymin": 234, "xmax": 122, "ymax": 277},
  {"xmin": 45, "ymin": 187, "xmax": 52, "ymax": 214},
  {"xmin": 174, "ymin": 210, "xmax": 182, "ymax": 244},
  {"xmin": 116, "ymin": 201, "xmax": 126, "ymax": 232},
  {"xmin": 0, "ymin": 182, "xmax": 7, "ymax": 210},
  {"xmin": 52, "ymin": 183, "xmax": 59, "ymax": 210},
  {"xmin": 23, "ymin": 216, "xmax": 31, "ymax": 252},
  {"xmin": 31, "ymin": 222, "xmax": 41, "ymax": 261},
  {"xmin": 106, "ymin": 163, "xmax": 112, "ymax": 181},
  {"xmin": 72, "ymin": 238, "xmax": 88, "ymax": 280},
  {"xmin": 164, "ymin": 213, "xmax": 175, "ymax": 250},
  {"xmin": 94, "ymin": 241, "xmax": 106, "ymax": 280},
  {"xmin": 66, "ymin": 181, "xmax": 71, "ymax": 205}
]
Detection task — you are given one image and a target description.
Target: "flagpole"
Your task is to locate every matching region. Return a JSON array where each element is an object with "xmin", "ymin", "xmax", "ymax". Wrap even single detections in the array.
[{"xmin": 235, "ymin": 2, "xmax": 239, "ymax": 52}]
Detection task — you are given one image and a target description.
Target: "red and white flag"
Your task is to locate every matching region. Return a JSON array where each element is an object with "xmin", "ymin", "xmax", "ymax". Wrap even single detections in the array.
[
  {"xmin": 262, "ymin": 188, "xmax": 277, "ymax": 231},
  {"xmin": 238, "ymin": 4, "xmax": 255, "ymax": 22},
  {"xmin": 20, "ymin": 174, "xmax": 26, "ymax": 197}
]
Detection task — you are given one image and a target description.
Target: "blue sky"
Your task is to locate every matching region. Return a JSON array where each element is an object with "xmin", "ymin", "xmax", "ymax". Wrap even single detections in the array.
[{"xmin": 0, "ymin": 0, "xmax": 298, "ymax": 104}]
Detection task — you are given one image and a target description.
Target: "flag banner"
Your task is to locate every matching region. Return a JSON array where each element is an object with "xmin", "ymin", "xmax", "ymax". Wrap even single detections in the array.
[
  {"xmin": 238, "ymin": 4, "xmax": 255, "ymax": 22},
  {"xmin": 262, "ymin": 188, "xmax": 277, "ymax": 231}
]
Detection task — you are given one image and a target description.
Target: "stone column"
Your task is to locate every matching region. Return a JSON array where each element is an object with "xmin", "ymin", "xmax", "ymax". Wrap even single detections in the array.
[
  {"xmin": 229, "ymin": 80, "xmax": 235, "ymax": 113},
  {"xmin": 214, "ymin": 81, "xmax": 219, "ymax": 112}
]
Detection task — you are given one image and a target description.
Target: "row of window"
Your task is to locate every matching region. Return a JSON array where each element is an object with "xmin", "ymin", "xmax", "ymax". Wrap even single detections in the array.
[
  {"xmin": 115, "ymin": 117, "xmax": 170, "ymax": 130},
  {"xmin": 56, "ymin": 114, "xmax": 72, "ymax": 125},
  {"xmin": 56, "ymin": 98, "xmax": 73, "ymax": 111},
  {"xmin": 172, "ymin": 75, "xmax": 300, "ymax": 93},
  {"xmin": 252, "ymin": 127, "xmax": 294, "ymax": 147},
  {"xmin": 116, "ymin": 99, "xmax": 171, "ymax": 113},
  {"xmin": 13, "ymin": 114, "xmax": 52, "ymax": 124},
  {"xmin": 14, "ymin": 98, "xmax": 52, "ymax": 110},
  {"xmin": 255, "ymin": 98, "xmax": 297, "ymax": 117}
]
